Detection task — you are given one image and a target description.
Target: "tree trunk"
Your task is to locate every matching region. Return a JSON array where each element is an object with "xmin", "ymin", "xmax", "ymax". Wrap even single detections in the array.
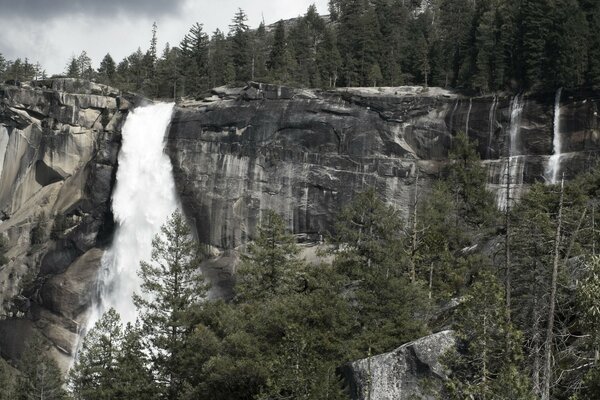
[
  {"xmin": 505, "ymin": 155, "xmax": 512, "ymax": 325},
  {"xmin": 410, "ymin": 170, "xmax": 420, "ymax": 284},
  {"xmin": 541, "ymin": 176, "xmax": 565, "ymax": 400}
]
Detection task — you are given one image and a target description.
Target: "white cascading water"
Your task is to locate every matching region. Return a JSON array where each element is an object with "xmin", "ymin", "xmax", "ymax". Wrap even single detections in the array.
[
  {"xmin": 496, "ymin": 95, "xmax": 525, "ymax": 210},
  {"xmin": 465, "ymin": 98, "xmax": 473, "ymax": 134},
  {"xmin": 0, "ymin": 125, "xmax": 9, "ymax": 180},
  {"xmin": 486, "ymin": 95, "xmax": 498, "ymax": 159},
  {"xmin": 86, "ymin": 103, "xmax": 178, "ymax": 331},
  {"xmin": 545, "ymin": 88, "xmax": 563, "ymax": 184}
]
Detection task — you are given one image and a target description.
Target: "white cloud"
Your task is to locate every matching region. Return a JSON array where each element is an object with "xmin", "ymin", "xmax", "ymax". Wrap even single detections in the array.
[{"xmin": 0, "ymin": 0, "xmax": 329, "ymax": 75}]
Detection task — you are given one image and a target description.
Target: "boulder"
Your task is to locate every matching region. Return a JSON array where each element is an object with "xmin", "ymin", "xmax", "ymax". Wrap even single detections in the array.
[{"xmin": 341, "ymin": 330, "xmax": 455, "ymax": 400}]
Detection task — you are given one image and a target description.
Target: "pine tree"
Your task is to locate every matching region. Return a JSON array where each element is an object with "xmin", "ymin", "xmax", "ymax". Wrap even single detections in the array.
[
  {"xmin": 448, "ymin": 131, "xmax": 497, "ymax": 226},
  {"xmin": 97, "ymin": 53, "xmax": 116, "ymax": 84},
  {"xmin": 77, "ymin": 51, "xmax": 93, "ymax": 80},
  {"xmin": 235, "ymin": 210, "xmax": 302, "ymax": 302},
  {"xmin": 267, "ymin": 20, "xmax": 289, "ymax": 83},
  {"xmin": 66, "ymin": 56, "xmax": 80, "ymax": 78},
  {"xmin": 134, "ymin": 210, "xmax": 206, "ymax": 400},
  {"xmin": 181, "ymin": 23, "xmax": 210, "ymax": 92},
  {"xmin": 208, "ymin": 29, "xmax": 234, "ymax": 87},
  {"xmin": 0, "ymin": 357, "xmax": 16, "ymax": 400},
  {"xmin": 228, "ymin": 8, "xmax": 252, "ymax": 83},
  {"xmin": 518, "ymin": 0, "xmax": 551, "ymax": 89},
  {"xmin": 0, "ymin": 234, "xmax": 8, "ymax": 266},
  {"xmin": 331, "ymin": 189, "xmax": 429, "ymax": 354},
  {"xmin": 445, "ymin": 271, "xmax": 534, "ymax": 400},
  {"xmin": 18, "ymin": 334, "xmax": 67, "ymax": 400},
  {"xmin": 69, "ymin": 309, "xmax": 123, "ymax": 400},
  {"xmin": 115, "ymin": 322, "xmax": 156, "ymax": 399},
  {"xmin": 316, "ymin": 26, "xmax": 342, "ymax": 87}
]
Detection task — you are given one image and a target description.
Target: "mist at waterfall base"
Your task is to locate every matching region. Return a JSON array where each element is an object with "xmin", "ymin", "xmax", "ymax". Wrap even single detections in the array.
[{"xmin": 86, "ymin": 103, "xmax": 178, "ymax": 333}]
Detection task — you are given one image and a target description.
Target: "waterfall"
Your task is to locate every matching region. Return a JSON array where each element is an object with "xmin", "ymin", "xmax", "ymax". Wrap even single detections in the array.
[
  {"xmin": 448, "ymin": 99, "xmax": 459, "ymax": 133},
  {"xmin": 545, "ymin": 88, "xmax": 563, "ymax": 184},
  {"xmin": 86, "ymin": 103, "xmax": 178, "ymax": 331},
  {"xmin": 0, "ymin": 125, "xmax": 8, "ymax": 180},
  {"xmin": 486, "ymin": 96, "xmax": 498, "ymax": 159},
  {"xmin": 465, "ymin": 98, "xmax": 473, "ymax": 134},
  {"xmin": 496, "ymin": 95, "xmax": 525, "ymax": 210}
]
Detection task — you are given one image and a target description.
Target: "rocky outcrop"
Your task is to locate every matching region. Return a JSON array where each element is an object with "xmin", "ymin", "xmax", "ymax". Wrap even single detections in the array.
[
  {"xmin": 2, "ymin": 79, "xmax": 600, "ymax": 371},
  {"xmin": 168, "ymin": 83, "xmax": 600, "ymax": 294},
  {"xmin": 341, "ymin": 330, "xmax": 455, "ymax": 400},
  {"xmin": 0, "ymin": 79, "xmax": 127, "ymax": 369}
]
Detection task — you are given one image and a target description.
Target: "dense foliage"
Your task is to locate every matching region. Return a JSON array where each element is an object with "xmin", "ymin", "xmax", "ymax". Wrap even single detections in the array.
[
  {"xmin": 3, "ymin": 1, "xmax": 600, "ymax": 96},
  {"xmin": 2, "ymin": 131, "xmax": 600, "ymax": 399}
]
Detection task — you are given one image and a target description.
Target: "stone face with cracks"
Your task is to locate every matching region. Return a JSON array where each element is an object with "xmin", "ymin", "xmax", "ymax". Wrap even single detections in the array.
[
  {"xmin": 168, "ymin": 84, "xmax": 600, "ymax": 297},
  {"xmin": 341, "ymin": 330, "xmax": 456, "ymax": 400},
  {"xmin": 0, "ymin": 80, "xmax": 126, "ymax": 370}
]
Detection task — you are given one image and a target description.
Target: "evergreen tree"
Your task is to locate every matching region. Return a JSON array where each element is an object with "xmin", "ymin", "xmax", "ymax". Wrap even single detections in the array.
[
  {"xmin": 77, "ymin": 51, "xmax": 93, "ymax": 80},
  {"xmin": 0, "ymin": 357, "xmax": 16, "ymax": 400},
  {"xmin": 208, "ymin": 29, "xmax": 234, "ymax": 87},
  {"xmin": 156, "ymin": 44, "xmax": 182, "ymax": 99},
  {"xmin": 331, "ymin": 189, "xmax": 429, "ymax": 354},
  {"xmin": 66, "ymin": 56, "xmax": 80, "ymax": 78},
  {"xmin": 544, "ymin": 0, "xmax": 588, "ymax": 88},
  {"xmin": 115, "ymin": 322, "xmax": 156, "ymax": 399},
  {"xmin": 70, "ymin": 309, "xmax": 123, "ymax": 400},
  {"xmin": 518, "ymin": 0, "xmax": 552, "ymax": 89},
  {"xmin": 228, "ymin": 8, "xmax": 252, "ymax": 83},
  {"xmin": 438, "ymin": 0, "xmax": 474, "ymax": 87},
  {"xmin": 445, "ymin": 272, "xmax": 534, "ymax": 400},
  {"xmin": 0, "ymin": 234, "xmax": 8, "ymax": 266},
  {"xmin": 134, "ymin": 210, "xmax": 206, "ymax": 400},
  {"xmin": 267, "ymin": 20, "xmax": 290, "ymax": 83},
  {"xmin": 97, "ymin": 53, "xmax": 116, "ymax": 84},
  {"xmin": 448, "ymin": 131, "xmax": 497, "ymax": 226},
  {"xmin": 316, "ymin": 26, "xmax": 341, "ymax": 87},
  {"xmin": 18, "ymin": 334, "xmax": 67, "ymax": 400},
  {"xmin": 235, "ymin": 210, "xmax": 302, "ymax": 302},
  {"xmin": 181, "ymin": 22, "xmax": 210, "ymax": 92},
  {"xmin": 0, "ymin": 53, "xmax": 7, "ymax": 82}
]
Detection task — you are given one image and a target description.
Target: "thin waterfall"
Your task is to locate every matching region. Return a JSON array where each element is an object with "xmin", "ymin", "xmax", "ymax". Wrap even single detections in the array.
[
  {"xmin": 0, "ymin": 125, "xmax": 8, "ymax": 180},
  {"xmin": 486, "ymin": 96, "xmax": 498, "ymax": 159},
  {"xmin": 545, "ymin": 88, "xmax": 563, "ymax": 184},
  {"xmin": 85, "ymin": 103, "xmax": 178, "ymax": 332},
  {"xmin": 448, "ymin": 99, "xmax": 459, "ymax": 133},
  {"xmin": 465, "ymin": 98, "xmax": 473, "ymax": 134},
  {"xmin": 496, "ymin": 95, "xmax": 525, "ymax": 210}
]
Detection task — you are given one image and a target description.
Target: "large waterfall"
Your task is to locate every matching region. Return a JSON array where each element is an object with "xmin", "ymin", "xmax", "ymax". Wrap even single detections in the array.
[
  {"xmin": 545, "ymin": 88, "xmax": 563, "ymax": 184},
  {"xmin": 86, "ymin": 103, "xmax": 178, "ymax": 330}
]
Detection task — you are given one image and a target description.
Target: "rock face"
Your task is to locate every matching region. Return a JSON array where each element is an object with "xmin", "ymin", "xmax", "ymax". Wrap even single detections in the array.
[
  {"xmin": 0, "ymin": 79, "xmax": 127, "ymax": 369},
  {"xmin": 341, "ymin": 330, "xmax": 456, "ymax": 400},
  {"xmin": 168, "ymin": 83, "xmax": 600, "ymax": 294},
  {"xmin": 1, "ymin": 79, "xmax": 600, "ymax": 371}
]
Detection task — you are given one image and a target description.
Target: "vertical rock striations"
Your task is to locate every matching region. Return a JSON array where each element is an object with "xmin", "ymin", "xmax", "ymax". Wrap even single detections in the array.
[{"xmin": 0, "ymin": 79, "xmax": 128, "ymax": 369}]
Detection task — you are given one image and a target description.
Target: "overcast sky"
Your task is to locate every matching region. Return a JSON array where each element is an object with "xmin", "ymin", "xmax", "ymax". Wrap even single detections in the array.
[{"xmin": 0, "ymin": 0, "xmax": 329, "ymax": 75}]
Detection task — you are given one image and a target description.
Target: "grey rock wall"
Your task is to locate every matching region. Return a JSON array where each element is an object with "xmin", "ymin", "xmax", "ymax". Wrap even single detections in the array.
[
  {"xmin": 168, "ymin": 83, "xmax": 600, "ymax": 251},
  {"xmin": 0, "ymin": 79, "xmax": 126, "ymax": 369},
  {"xmin": 341, "ymin": 330, "xmax": 455, "ymax": 400}
]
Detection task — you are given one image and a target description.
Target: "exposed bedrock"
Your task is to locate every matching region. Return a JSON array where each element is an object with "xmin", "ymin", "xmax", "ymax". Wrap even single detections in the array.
[
  {"xmin": 341, "ymin": 330, "xmax": 456, "ymax": 400},
  {"xmin": 0, "ymin": 79, "xmax": 128, "ymax": 369},
  {"xmin": 168, "ymin": 83, "xmax": 600, "ymax": 258}
]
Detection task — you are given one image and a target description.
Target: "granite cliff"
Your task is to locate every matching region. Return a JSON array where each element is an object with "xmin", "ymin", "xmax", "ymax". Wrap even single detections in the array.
[
  {"xmin": 0, "ymin": 79, "xmax": 129, "ymax": 369},
  {"xmin": 168, "ymin": 82, "xmax": 600, "ymax": 294},
  {"xmin": 1, "ymin": 79, "xmax": 600, "ymax": 374}
]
